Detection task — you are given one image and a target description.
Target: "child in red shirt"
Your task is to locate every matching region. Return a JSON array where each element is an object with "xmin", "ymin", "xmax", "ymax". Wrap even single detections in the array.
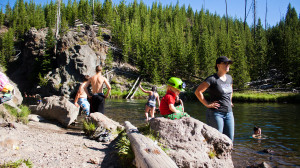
[{"xmin": 159, "ymin": 77, "xmax": 190, "ymax": 120}]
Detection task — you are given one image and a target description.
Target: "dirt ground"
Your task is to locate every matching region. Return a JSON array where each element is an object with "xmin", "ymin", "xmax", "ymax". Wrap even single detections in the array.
[{"xmin": 0, "ymin": 121, "xmax": 122, "ymax": 168}]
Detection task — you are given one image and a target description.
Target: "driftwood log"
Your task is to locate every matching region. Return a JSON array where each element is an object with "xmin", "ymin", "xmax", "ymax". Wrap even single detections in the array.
[{"xmin": 125, "ymin": 121, "xmax": 178, "ymax": 168}]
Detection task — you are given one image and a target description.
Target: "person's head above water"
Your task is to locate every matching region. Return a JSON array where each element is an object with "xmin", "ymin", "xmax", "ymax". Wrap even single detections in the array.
[{"xmin": 253, "ymin": 126, "xmax": 261, "ymax": 135}]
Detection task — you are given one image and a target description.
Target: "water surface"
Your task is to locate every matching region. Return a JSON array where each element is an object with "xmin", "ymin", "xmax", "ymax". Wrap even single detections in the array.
[{"xmin": 105, "ymin": 99, "xmax": 300, "ymax": 167}]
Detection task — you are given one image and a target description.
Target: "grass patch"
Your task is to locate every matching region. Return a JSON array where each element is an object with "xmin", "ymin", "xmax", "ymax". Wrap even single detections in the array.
[
  {"xmin": 4, "ymin": 104, "xmax": 31, "ymax": 124},
  {"xmin": 82, "ymin": 120, "xmax": 96, "ymax": 136},
  {"xmin": 0, "ymin": 159, "xmax": 33, "ymax": 168},
  {"xmin": 233, "ymin": 92, "xmax": 300, "ymax": 103}
]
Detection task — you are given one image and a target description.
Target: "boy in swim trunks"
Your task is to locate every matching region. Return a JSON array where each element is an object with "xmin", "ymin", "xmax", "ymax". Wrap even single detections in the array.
[{"xmin": 74, "ymin": 75, "xmax": 90, "ymax": 116}]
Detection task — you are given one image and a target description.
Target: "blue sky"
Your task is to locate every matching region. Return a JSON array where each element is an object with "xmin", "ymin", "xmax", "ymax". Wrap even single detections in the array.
[{"xmin": 1, "ymin": 0, "xmax": 299, "ymax": 27}]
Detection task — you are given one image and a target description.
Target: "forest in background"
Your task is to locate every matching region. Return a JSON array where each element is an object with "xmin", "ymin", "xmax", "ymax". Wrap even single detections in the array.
[{"xmin": 0, "ymin": 0, "xmax": 299, "ymax": 89}]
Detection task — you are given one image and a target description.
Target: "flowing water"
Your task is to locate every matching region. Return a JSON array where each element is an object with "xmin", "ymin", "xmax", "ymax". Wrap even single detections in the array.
[{"xmin": 104, "ymin": 99, "xmax": 300, "ymax": 167}]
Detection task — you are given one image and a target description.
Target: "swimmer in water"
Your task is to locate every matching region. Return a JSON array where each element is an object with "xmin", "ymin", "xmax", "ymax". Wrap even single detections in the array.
[{"xmin": 252, "ymin": 126, "xmax": 267, "ymax": 139}]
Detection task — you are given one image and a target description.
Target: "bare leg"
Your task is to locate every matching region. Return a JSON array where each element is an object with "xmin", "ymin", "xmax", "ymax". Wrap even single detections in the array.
[
  {"xmin": 145, "ymin": 105, "xmax": 150, "ymax": 120},
  {"xmin": 150, "ymin": 107, "xmax": 155, "ymax": 118}
]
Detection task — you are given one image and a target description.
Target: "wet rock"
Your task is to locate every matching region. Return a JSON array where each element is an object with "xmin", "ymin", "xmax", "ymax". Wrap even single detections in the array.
[
  {"xmin": 247, "ymin": 161, "xmax": 272, "ymax": 168},
  {"xmin": 149, "ymin": 117, "xmax": 234, "ymax": 168}
]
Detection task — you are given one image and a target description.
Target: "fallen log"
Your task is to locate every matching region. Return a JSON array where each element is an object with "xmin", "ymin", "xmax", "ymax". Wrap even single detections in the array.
[{"xmin": 124, "ymin": 121, "xmax": 178, "ymax": 168}]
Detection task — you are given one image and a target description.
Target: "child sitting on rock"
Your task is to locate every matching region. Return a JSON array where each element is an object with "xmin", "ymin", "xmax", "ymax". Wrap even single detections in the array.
[{"xmin": 159, "ymin": 77, "xmax": 190, "ymax": 120}]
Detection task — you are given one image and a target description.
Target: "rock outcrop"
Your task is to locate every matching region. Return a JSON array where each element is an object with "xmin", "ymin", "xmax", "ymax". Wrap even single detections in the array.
[
  {"xmin": 29, "ymin": 96, "xmax": 79, "ymax": 127},
  {"xmin": 10, "ymin": 25, "xmax": 112, "ymax": 97},
  {"xmin": 149, "ymin": 117, "xmax": 234, "ymax": 168},
  {"xmin": 89, "ymin": 112, "xmax": 124, "ymax": 132}
]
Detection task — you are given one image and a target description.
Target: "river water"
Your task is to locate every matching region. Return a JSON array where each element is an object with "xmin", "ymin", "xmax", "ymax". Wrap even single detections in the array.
[{"xmin": 104, "ymin": 99, "xmax": 300, "ymax": 167}]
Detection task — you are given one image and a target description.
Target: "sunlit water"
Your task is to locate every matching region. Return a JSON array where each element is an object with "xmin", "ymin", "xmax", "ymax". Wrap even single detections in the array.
[{"xmin": 104, "ymin": 99, "xmax": 300, "ymax": 167}]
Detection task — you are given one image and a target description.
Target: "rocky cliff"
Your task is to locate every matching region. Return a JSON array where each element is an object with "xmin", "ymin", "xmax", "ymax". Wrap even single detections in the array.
[{"xmin": 9, "ymin": 24, "xmax": 113, "ymax": 98}]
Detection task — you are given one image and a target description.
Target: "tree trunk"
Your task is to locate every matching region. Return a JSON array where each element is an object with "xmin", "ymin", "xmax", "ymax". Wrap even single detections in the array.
[
  {"xmin": 225, "ymin": 0, "xmax": 228, "ymax": 34},
  {"xmin": 244, "ymin": 0, "xmax": 247, "ymax": 30},
  {"xmin": 124, "ymin": 121, "xmax": 178, "ymax": 168},
  {"xmin": 125, "ymin": 76, "xmax": 140, "ymax": 99},
  {"xmin": 253, "ymin": 0, "xmax": 256, "ymax": 37},
  {"xmin": 265, "ymin": 0, "xmax": 267, "ymax": 29}
]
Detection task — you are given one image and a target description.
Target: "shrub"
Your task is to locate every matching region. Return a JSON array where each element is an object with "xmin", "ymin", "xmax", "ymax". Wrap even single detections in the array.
[
  {"xmin": 0, "ymin": 159, "xmax": 33, "ymax": 168},
  {"xmin": 82, "ymin": 120, "xmax": 96, "ymax": 136},
  {"xmin": 3, "ymin": 104, "xmax": 31, "ymax": 124},
  {"xmin": 115, "ymin": 131, "xmax": 135, "ymax": 167}
]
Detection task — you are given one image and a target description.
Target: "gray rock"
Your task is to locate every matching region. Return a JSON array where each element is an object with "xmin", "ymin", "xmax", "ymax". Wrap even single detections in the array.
[
  {"xmin": 28, "ymin": 114, "xmax": 45, "ymax": 122},
  {"xmin": 89, "ymin": 112, "xmax": 124, "ymax": 132},
  {"xmin": 29, "ymin": 96, "xmax": 79, "ymax": 127},
  {"xmin": 149, "ymin": 117, "xmax": 234, "ymax": 168}
]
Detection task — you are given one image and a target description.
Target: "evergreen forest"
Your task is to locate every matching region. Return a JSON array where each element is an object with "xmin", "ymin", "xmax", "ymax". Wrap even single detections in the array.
[{"xmin": 0, "ymin": 0, "xmax": 299, "ymax": 89}]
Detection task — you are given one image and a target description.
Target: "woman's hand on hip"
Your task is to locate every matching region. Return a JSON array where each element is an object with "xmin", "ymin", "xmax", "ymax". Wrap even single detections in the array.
[{"xmin": 206, "ymin": 101, "xmax": 220, "ymax": 109}]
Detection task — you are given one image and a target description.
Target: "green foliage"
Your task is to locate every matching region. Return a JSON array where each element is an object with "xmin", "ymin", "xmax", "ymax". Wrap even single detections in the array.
[
  {"xmin": 0, "ymin": 8, "xmax": 4, "ymax": 26},
  {"xmin": 82, "ymin": 120, "xmax": 96, "ymax": 136},
  {"xmin": 208, "ymin": 149, "xmax": 216, "ymax": 159},
  {"xmin": 110, "ymin": 84, "xmax": 128, "ymax": 98},
  {"xmin": 38, "ymin": 73, "xmax": 48, "ymax": 87},
  {"xmin": 115, "ymin": 131, "xmax": 135, "ymax": 167},
  {"xmin": 105, "ymin": 48, "xmax": 114, "ymax": 69},
  {"xmin": 0, "ymin": 159, "xmax": 33, "ymax": 168},
  {"xmin": 0, "ymin": 28, "xmax": 15, "ymax": 67},
  {"xmin": 3, "ymin": 104, "xmax": 31, "ymax": 124}
]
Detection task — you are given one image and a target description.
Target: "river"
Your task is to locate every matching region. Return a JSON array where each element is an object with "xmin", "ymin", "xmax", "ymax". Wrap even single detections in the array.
[{"xmin": 104, "ymin": 99, "xmax": 300, "ymax": 167}]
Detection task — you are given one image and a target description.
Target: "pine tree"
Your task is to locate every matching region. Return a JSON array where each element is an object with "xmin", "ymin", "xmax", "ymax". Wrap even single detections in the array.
[
  {"xmin": 251, "ymin": 19, "xmax": 267, "ymax": 80},
  {"xmin": 36, "ymin": 28, "xmax": 56, "ymax": 76},
  {"xmin": 14, "ymin": 0, "xmax": 30, "ymax": 38},
  {"xmin": 5, "ymin": 2, "xmax": 13, "ymax": 27},
  {"xmin": 1, "ymin": 28, "xmax": 15, "ymax": 67},
  {"xmin": 282, "ymin": 4, "xmax": 300, "ymax": 85},
  {"xmin": 102, "ymin": 0, "xmax": 113, "ymax": 25},
  {"xmin": 231, "ymin": 23, "xmax": 250, "ymax": 88},
  {"xmin": 0, "ymin": 8, "xmax": 4, "ymax": 26}
]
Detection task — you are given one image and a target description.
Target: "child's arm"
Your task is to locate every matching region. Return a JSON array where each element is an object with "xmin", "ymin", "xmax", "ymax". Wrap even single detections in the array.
[
  {"xmin": 74, "ymin": 87, "xmax": 82, "ymax": 107},
  {"xmin": 83, "ymin": 80, "xmax": 91, "ymax": 98},
  {"xmin": 169, "ymin": 104, "xmax": 180, "ymax": 113},
  {"xmin": 156, "ymin": 93, "xmax": 160, "ymax": 107},
  {"xmin": 139, "ymin": 84, "xmax": 151, "ymax": 94}
]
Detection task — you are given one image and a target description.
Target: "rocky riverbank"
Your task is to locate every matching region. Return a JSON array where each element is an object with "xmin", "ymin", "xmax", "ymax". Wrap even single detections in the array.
[{"xmin": 0, "ymin": 121, "xmax": 122, "ymax": 168}]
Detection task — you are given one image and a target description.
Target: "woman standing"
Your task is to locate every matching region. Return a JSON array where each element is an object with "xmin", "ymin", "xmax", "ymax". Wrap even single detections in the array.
[
  {"xmin": 195, "ymin": 56, "xmax": 234, "ymax": 141},
  {"xmin": 139, "ymin": 84, "xmax": 160, "ymax": 121}
]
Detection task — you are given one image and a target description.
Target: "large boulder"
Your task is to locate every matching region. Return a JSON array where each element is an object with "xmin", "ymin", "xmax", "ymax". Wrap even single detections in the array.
[
  {"xmin": 149, "ymin": 117, "xmax": 233, "ymax": 168},
  {"xmin": 29, "ymin": 96, "xmax": 79, "ymax": 127},
  {"xmin": 89, "ymin": 112, "xmax": 124, "ymax": 132}
]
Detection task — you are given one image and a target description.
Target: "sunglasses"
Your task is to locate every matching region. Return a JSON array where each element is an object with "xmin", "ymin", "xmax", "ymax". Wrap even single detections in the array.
[{"xmin": 178, "ymin": 82, "xmax": 186, "ymax": 90}]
